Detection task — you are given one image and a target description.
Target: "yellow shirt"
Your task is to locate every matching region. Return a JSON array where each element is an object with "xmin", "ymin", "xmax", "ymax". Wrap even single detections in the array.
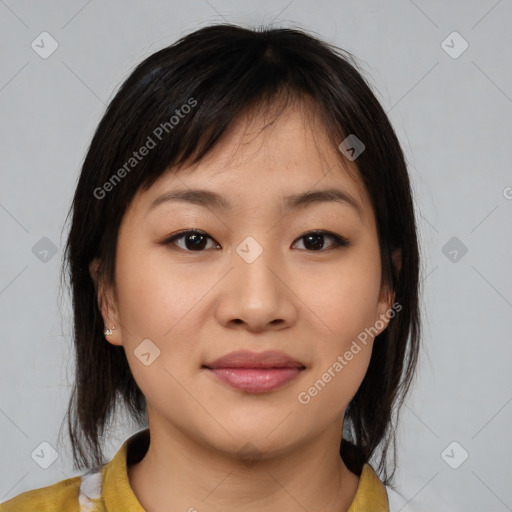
[{"xmin": 0, "ymin": 429, "xmax": 389, "ymax": 511}]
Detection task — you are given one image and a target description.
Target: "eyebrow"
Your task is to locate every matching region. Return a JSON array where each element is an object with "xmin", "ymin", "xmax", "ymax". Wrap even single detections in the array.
[{"xmin": 146, "ymin": 187, "xmax": 363, "ymax": 218}]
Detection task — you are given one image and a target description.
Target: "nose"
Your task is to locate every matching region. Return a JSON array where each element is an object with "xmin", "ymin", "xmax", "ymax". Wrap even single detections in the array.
[{"xmin": 214, "ymin": 238, "xmax": 298, "ymax": 333}]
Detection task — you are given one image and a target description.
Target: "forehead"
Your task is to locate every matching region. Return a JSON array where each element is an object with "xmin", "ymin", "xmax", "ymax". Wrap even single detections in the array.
[{"xmin": 131, "ymin": 101, "xmax": 374, "ymax": 224}]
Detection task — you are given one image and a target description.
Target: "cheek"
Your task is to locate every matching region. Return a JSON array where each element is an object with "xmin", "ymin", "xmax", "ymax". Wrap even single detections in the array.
[
  {"xmin": 114, "ymin": 243, "xmax": 228, "ymax": 379},
  {"xmin": 299, "ymin": 247, "xmax": 381, "ymax": 405},
  {"xmin": 310, "ymin": 255, "xmax": 382, "ymax": 341},
  {"xmin": 297, "ymin": 328, "xmax": 374, "ymax": 419},
  {"xmin": 295, "ymin": 330, "xmax": 374, "ymax": 429},
  {"xmin": 113, "ymin": 247, "xmax": 206, "ymax": 400},
  {"xmin": 115, "ymin": 244, "xmax": 206, "ymax": 336}
]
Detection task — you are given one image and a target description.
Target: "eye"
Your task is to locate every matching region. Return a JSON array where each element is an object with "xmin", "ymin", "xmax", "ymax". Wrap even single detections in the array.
[
  {"xmin": 292, "ymin": 230, "xmax": 349, "ymax": 251},
  {"xmin": 162, "ymin": 230, "xmax": 220, "ymax": 251},
  {"xmin": 161, "ymin": 229, "xmax": 349, "ymax": 252}
]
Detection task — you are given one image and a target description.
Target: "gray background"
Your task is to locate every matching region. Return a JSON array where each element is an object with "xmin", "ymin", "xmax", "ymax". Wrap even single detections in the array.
[{"xmin": 1, "ymin": 1, "xmax": 511, "ymax": 510}]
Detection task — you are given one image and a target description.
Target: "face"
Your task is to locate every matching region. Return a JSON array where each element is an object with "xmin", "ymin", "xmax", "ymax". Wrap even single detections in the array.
[{"xmin": 90, "ymin": 101, "xmax": 394, "ymax": 460}]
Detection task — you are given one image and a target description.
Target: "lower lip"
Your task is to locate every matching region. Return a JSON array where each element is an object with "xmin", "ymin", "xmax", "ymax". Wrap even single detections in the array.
[{"xmin": 206, "ymin": 368, "xmax": 303, "ymax": 393}]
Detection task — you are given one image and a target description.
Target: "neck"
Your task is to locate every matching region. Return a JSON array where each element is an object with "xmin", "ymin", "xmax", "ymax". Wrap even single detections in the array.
[{"xmin": 127, "ymin": 420, "xmax": 360, "ymax": 512}]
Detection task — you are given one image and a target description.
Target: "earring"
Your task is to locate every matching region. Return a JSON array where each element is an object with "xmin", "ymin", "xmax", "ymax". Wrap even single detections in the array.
[{"xmin": 104, "ymin": 325, "xmax": 116, "ymax": 336}]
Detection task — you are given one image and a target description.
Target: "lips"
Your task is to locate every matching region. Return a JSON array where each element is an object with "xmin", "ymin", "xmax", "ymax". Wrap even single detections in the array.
[
  {"xmin": 203, "ymin": 350, "xmax": 306, "ymax": 393},
  {"xmin": 204, "ymin": 350, "xmax": 306, "ymax": 370}
]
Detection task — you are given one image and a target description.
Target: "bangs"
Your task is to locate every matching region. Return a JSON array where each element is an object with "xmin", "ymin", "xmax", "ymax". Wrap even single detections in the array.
[{"xmin": 91, "ymin": 25, "xmax": 359, "ymax": 200}]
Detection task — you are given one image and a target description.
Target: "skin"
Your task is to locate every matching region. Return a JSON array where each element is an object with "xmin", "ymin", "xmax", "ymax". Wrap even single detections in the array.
[{"xmin": 90, "ymin": 99, "xmax": 396, "ymax": 512}]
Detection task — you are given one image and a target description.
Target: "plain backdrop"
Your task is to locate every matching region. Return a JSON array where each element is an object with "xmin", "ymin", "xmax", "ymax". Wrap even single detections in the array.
[{"xmin": 1, "ymin": 1, "xmax": 511, "ymax": 511}]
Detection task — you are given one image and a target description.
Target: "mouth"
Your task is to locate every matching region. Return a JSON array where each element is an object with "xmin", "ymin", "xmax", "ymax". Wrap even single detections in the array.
[{"xmin": 203, "ymin": 350, "xmax": 307, "ymax": 393}]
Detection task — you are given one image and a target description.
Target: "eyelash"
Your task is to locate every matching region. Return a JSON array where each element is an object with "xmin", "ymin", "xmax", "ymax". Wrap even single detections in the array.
[{"xmin": 160, "ymin": 229, "xmax": 350, "ymax": 252}]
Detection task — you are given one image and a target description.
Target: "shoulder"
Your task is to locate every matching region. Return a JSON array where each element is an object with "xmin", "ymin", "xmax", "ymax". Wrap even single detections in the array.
[
  {"xmin": 348, "ymin": 464, "xmax": 389, "ymax": 511},
  {"xmin": 0, "ymin": 473, "xmax": 87, "ymax": 512}
]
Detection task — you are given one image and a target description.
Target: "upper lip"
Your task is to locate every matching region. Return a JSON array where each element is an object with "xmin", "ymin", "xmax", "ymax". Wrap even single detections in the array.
[{"xmin": 203, "ymin": 350, "xmax": 306, "ymax": 369}]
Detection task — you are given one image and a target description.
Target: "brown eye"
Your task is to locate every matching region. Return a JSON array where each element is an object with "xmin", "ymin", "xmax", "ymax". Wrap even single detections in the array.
[
  {"xmin": 163, "ymin": 230, "xmax": 220, "ymax": 251},
  {"xmin": 293, "ymin": 231, "xmax": 349, "ymax": 251},
  {"xmin": 161, "ymin": 229, "xmax": 349, "ymax": 253}
]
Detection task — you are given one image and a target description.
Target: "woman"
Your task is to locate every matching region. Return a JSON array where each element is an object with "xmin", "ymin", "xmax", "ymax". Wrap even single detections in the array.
[{"xmin": 1, "ymin": 23, "xmax": 420, "ymax": 512}]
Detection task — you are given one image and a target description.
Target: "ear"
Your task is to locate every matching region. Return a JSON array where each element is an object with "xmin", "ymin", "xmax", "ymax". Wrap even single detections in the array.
[
  {"xmin": 89, "ymin": 258, "xmax": 123, "ymax": 346},
  {"xmin": 391, "ymin": 247, "xmax": 402, "ymax": 276},
  {"xmin": 374, "ymin": 248, "xmax": 402, "ymax": 336}
]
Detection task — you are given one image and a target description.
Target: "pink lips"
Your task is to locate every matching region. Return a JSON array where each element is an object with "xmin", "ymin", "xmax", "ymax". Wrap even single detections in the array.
[{"xmin": 203, "ymin": 350, "xmax": 306, "ymax": 393}]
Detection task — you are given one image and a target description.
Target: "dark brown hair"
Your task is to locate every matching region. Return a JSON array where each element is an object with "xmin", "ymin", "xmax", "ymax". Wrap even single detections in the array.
[{"xmin": 60, "ymin": 23, "xmax": 420, "ymax": 486}]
